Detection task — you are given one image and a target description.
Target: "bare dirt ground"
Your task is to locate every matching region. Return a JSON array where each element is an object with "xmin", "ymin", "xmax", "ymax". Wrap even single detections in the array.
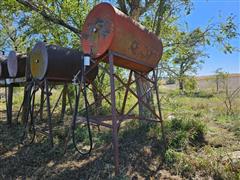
[{"xmin": 0, "ymin": 119, "xmax": 179, "ymax": 179}]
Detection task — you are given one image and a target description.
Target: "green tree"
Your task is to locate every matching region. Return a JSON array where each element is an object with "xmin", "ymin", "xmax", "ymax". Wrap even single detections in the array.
[
  {"xmin": 159, "ymin": 16, "xmax": 238, "ymax": 91},
  {"xmin": 215, "ymin": 68, "xmax": 228, "ymax": 93},
  {"xmin": 159, "ymin": 28, "xmax": 207, "ymax": 91}
]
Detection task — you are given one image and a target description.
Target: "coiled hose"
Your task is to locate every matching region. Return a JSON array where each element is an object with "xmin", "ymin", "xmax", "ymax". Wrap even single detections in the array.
[
  {"xmin": 20, "ymin": 81, "xmax": 38, "ymax": 145},
  {"xmin": 72, "ymin": 58, "xmax": 93, "ymax": 155}
]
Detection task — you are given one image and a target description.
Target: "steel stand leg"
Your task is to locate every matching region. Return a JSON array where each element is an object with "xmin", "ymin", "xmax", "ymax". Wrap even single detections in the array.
[
  {"xmin": 21, "ymin": 83, "xmax": 31, "ymax": 124},
  {"xmin": 45, "ymin": 80, "xmax": 54, "ymax": 148},
  {"xmin": 7, "ymin": 84, "xmax": 13, "ymax": 126},
  {"xmin": 39, "ymin": 85, "xmax": 44, "ymax": 121},
  {"xmin": 153, "ymin": 70, "xmax": 166, "ymax": 151},
  {"xmin": 60, "ymin": 84, "xmax": 67, "ymax": 122},
  {"xmin": 4, "ymin": 85, "xmax": 8, "ymax": 124},
  {"xmin": 109, "ymin": 52, "xmax": 120, "ymax": 175}
]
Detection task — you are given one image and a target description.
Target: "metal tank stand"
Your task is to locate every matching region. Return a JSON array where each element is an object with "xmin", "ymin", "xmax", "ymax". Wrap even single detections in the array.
[
  {"xmin": 44, "ymin": 79, "xmax": 54, "ymax": 147},
  {"xmin": 77, "ymin": 51, "xmax": 166, "ymax": 175},
  {"xmin": 109, "ymin": 52, "xmax": 120, "ymax": 175},
  {"xmin": 2, "ymin": 80, "xmax": 19, "ymax": 127},
  {"xmin": 4, "ymin": 80, "xmax": 23, "ymax": 127},
  {"xmin": 39, "ymin": 84, "xmax": 45, "ymax": 121},
  {"xmin": 6, "ymin": 83, "xmax": 13, "ymax": 127}
]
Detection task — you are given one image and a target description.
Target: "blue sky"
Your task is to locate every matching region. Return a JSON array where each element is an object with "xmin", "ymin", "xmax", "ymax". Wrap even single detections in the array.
[{"xmin": 181, "ymin": 0, "xmax": 240, "ymax": 75}]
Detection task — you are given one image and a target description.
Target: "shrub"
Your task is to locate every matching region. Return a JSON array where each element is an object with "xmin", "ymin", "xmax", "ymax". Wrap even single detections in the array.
[
  {"xmin": 186, "ymin": 91, "xmax": 214, "ymax": 98},
  {"xmin": 184, "ymin": 76, "xmax": 197, "ymax": 93},
  {"xmin": 75, "ymin": 125, "xmax": 90, "ymax": 145},
  {"xmin": 148, "ymin": 116, "xmax": 206, "ymax": 150},
  {"xmin": 165, "ymin": 117, "xmax": 206, "ymax": 149},
  {"xmin": 166, "ymin": 77, "xmax": 176, "ymax": 85},
  {"xmin": 165, "ymin": 149, "xmax": 196, "ymax": 177}
]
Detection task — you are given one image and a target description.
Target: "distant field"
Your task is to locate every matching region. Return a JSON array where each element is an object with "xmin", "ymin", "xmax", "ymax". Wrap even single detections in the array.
[{"xmin": 164, "ymin": 73, "xmax": 240, "ymax": 91}]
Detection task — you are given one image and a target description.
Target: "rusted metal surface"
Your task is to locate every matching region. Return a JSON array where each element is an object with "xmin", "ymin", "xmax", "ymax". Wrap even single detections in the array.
[
  {"xmin": 109, "ymin": 53, "xmax": 120, "ymax": 175},
  {"xmin": 82, "ymin": 2, "xmax": 163, "ymax": 73},
  {"xmin": 29, "ymin": 42, "xmax": 98, "ymax": 82},
  {"xmin": 7, "ymin": 51, "xmax": 27, "ymax": 78},
  {"xmin": 153, "ymin": 70, "xmax": 166, "ymax": 150}
]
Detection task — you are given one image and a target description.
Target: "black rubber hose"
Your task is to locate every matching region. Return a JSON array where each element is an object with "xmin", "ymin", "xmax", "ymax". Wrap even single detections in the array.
[
  {"xmin": 83, "ymin": 74, "xmax": 93, "ymax": 153},
  {"xmin": 29, "ymin": 87, "xmax": 36, "ymax": 144},
  {"xmin": 72, "ymin": 61, "xmax": 93, "ymax": 155},
  {"xmin": 15, "ymin": 98, "xmax": 24, "ymax": 123},
  {"xmin": 20, "ymin": 82, "xmax": 37, "ymax": 145}
]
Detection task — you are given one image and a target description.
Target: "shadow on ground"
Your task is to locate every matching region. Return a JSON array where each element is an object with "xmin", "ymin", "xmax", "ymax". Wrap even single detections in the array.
[{"xmin": 0, "ymin": 120, "xmax": 175, "ymax": 179}]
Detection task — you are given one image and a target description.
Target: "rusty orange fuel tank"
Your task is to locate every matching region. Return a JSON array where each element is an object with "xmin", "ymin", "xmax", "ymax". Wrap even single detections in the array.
[{"xmin": 82, "ymin": 2, "xmax": 163, "ymax": 73}]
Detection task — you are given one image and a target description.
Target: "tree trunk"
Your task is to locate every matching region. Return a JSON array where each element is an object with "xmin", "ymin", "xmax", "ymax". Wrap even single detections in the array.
[
  {"xmin": 135, "ymin": 73, "xmax": 154, "ymax": 120},
  {"xmin": 91, "ymin": 82, "xmax": 102, "ymax": 115},
  {"xmin": 179, "ymin": 79, "xmax": 184, "ymax": 91},
  {"xmin": 179, "ymin": 64, "xmax": 184, "ymax": 91},
  {"xmin": 216, "ymin": 78, "xmax": 219, "ymax": 93}
]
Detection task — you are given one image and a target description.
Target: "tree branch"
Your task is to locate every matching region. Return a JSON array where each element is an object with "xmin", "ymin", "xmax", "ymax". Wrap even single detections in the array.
[
  {"xmin": 154, "ymin": 0, "xmax": 166, "ymax": 36},
  {"xmin": 159, "ymin": 62, "xmax": 178, "ymax": 76},
  {"xmin": 16, "ymin": 0, "xmax": 81, "ymax": 37},
  {"xmin": 117, "ymin": 0, "xmax": 128, "ymax": 15},
  {"xmin": 140, "ymin": 0, "xmax": 157, "ymax": 15}
]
